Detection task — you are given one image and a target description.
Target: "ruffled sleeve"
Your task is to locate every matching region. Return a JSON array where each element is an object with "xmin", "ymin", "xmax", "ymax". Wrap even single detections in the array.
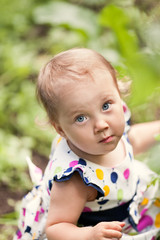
[{"xmin": 46, "ymin": 138, "xmax": 104, "ymax": 197}]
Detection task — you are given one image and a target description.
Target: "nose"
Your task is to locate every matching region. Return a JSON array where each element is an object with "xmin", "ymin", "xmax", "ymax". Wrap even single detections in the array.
[{"xmin": 94, "ymin": 117, "xmax": 109, "ymax": 134}]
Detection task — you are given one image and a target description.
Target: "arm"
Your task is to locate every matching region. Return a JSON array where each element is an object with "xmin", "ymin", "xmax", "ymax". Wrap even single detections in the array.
[
  {"xmin": 128, "ymin": 120, "xmax": 160, "ymax": 155},
  {"xmin": 45, "ymin": 172, "xmax": 125, "ymax": 240}
]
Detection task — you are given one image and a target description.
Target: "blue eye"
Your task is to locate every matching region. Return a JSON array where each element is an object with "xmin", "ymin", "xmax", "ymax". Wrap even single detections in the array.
[
  {"xmin": 76, "ymin": 116, "xmax": 86, "ymax": 123},
  {"xmin": 102, "ymin": 102, "xmax": 110, "ymax": 111}
]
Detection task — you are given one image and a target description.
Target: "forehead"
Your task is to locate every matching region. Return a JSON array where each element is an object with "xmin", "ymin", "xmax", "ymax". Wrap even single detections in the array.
[
  {"xmin": 57, "ymin": 68, "xmax": 117, "ymax": 98},
  {"xmin": 56, "ymin": 70, "xmax": 119, "ymax": 115},
  {"xmin": 56, "ymin": 67, "xmax": 116, "ymax": 94}
]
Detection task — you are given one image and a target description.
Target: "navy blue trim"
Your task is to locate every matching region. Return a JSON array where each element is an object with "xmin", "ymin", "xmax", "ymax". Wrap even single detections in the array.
[
  {"xmin": 48, "ymin": 180, "xmax": 52, "ymax": 191},
  {"xmin": 128, "ymin": 215, "xmax": 138, "ymax": 231},
  {"xmin": 53, "ymin": 168, "xmax": 104, "ymax": 197},
  {"xmin": 24, "ymin": 226, "xmax": 31, "ymax": 233},
  {"xmin": 127, "ymin": 119, "xmax": 131, "ymax": 126},
  {"xmin": 78, "ymin": 199, "xmax": 132, "ymax": 226}
]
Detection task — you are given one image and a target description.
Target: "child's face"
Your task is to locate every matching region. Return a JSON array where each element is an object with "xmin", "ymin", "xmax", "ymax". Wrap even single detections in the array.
[{"xmin": 53, "ymin": 69, "xmax": 125, "ymax": 162}]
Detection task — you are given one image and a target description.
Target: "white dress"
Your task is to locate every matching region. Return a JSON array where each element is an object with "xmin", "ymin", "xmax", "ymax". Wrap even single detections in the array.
[{"xmin": 13, "ymin": 102, "xmax": 160, "ymax": 240}]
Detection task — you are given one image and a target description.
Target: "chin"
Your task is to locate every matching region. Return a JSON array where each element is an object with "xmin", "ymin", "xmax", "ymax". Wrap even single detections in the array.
[{"xmin": 105, "ymin": 143, "xmax": 118, "ymax": 153}]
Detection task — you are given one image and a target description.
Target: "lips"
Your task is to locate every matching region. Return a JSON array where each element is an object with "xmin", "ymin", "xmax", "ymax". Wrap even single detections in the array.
[{"xmin": 100, "ymin": 135, "xmax": 113, "ymax": 143}]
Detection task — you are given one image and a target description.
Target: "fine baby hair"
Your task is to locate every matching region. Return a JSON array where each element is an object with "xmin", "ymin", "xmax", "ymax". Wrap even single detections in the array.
[
  {"xmin": 36, "ymin": 48, "xmax": 120, "ymax": 123},
  {"xmin": 13, "ymin": 48, "xmax": 160, "ymax": 240}
]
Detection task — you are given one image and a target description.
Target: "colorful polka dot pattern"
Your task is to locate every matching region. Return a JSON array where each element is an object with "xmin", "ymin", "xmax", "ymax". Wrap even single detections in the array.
[
  {"xmin": 13, "ymin": 102, "xmax": 160, "ymax": 240},
  {"xmin": 96, "ymin": 168, "xmax": 104, "ymax": 180},
  {"xmin": 52, "ymin": 155, "xmax": 133, "ymax": 202},
  {"xmin": 45, "ymin": 136, "xmax": 160, "ymax": 239},
  {"xmin": 102, "ymin": 185, "xmax": 109, "ymax": 197}
]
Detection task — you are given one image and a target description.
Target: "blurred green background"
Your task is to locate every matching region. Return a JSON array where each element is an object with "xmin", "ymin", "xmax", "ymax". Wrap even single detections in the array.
[{"xmin": 0, "ymin": 0, "xmax": 160, "ymax": 239}]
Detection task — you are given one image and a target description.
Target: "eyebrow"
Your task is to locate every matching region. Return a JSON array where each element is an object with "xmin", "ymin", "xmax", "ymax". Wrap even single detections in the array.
[
  {"xmin": 66, "ymin": 94, "xmax": 116, "ymax": 117},
  {"xmin": 100, "ymin": 93, "xmax": 116, "ymax": 102},
  {"xmin": 66, "ymin": 107, "xmax": 86, "ymax": 118}
]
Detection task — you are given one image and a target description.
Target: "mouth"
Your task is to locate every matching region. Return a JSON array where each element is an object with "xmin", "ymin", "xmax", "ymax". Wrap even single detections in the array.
[{"xmin": 99, "ymin": 135, "xmax": 114, "ymax": 143}]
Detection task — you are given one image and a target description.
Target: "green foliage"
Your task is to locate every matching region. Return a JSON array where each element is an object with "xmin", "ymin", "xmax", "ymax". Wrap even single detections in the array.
[
  {"xmin": 141, "ymin": 145, "xmax": 160, "ymax": 174},
  {"xmin": 33, "ymin": 2, "xmax": 98, "ymax": 38},
  {"xmin": 0, "ymin": 131, "xmax": 33, "ymax": 190},
  {"xmin": 0, "ymin": 0, "xmax": 55, "ymax": 189},
  {"xmin": 155, "ymin": 134, "xmax": 160, "ymax": 141},
  {"xmin": 0, "ymin": 212, "xmax": 19, "ymax": 225},
  {"xmin": 99, "ymin": 4, "xmax": 160, "ymax": 106}
]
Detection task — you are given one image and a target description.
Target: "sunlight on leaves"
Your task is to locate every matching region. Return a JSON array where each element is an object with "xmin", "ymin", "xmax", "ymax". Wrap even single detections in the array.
[{"xmin": 34, "ymin": 1, "xmax": 98, "ymax": 38}]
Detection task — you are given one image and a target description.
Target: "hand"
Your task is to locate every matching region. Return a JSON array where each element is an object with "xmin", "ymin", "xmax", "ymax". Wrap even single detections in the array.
[{"xmin": 90, "ymin": 221, "xmax": 125, "ymax": 240}]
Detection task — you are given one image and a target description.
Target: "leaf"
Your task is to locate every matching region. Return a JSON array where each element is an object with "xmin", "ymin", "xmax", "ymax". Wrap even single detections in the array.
[
  {"xmin": 144, "ymin": 144, "xmax": 160, "ymax": 174},
  {"xmin": 99, "ymin": 4, "xmax": 160, "ymax": 106},
  {"xmin": 155, "ymin": 134, "xmax": 160, "ymax": 141},
  {"xmin": 99, "ymin": 4, "xmax": 129, "ymax": 28},
  {"xmin": 33, "ymin": 1, "xmax": 98, "ymax": 37},
  {"xmin": 99, "ymin": 4, "xmax": 138, "ymax": 57},
  {"xmin": 0, "ymin": 212, "xmax": 19, "ymax": 225},
  {"xmin": 127, "ymin": 52, "xmax": 160, "ymax": 106}
]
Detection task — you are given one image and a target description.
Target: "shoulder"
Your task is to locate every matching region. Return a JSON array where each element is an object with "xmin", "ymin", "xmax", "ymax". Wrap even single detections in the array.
[{"xmin": 50, "ymin": 172, "xmax": 97, "ymax": 204}]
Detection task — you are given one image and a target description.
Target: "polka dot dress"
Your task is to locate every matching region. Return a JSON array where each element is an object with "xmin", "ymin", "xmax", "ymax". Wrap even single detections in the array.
[{"xmin": 13, "ymin": 102, "xmax": 160, "ymax": 240}]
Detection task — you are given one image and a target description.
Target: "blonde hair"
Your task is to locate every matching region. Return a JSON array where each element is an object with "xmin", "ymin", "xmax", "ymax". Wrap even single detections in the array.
[{"xmin": 37, "ymin": 48, "xmax": 119, "ymax": 123}]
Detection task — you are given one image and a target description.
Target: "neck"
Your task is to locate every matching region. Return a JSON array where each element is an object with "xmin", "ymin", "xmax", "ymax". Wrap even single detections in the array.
[{"xmin": 67, "ymin": 138, "xmax": 126, "ymax": 168}]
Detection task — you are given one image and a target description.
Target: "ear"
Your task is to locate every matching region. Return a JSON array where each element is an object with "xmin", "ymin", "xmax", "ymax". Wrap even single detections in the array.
[{"xmin": 51, "ymin": 121, "xmax": 66, "ymax": 138}]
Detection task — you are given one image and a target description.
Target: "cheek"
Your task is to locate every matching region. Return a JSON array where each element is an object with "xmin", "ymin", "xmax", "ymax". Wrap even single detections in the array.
[
  {"xmin": 65, "ymin": 127, "xmax": 84, "ymax": 141},
  {"xmin": 114, "ymin": 111, "xmax": 125, "ymax": 133},
  {"xmin": 119, "ymin": 116, "xmax": 125, "ymax": 133}
]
